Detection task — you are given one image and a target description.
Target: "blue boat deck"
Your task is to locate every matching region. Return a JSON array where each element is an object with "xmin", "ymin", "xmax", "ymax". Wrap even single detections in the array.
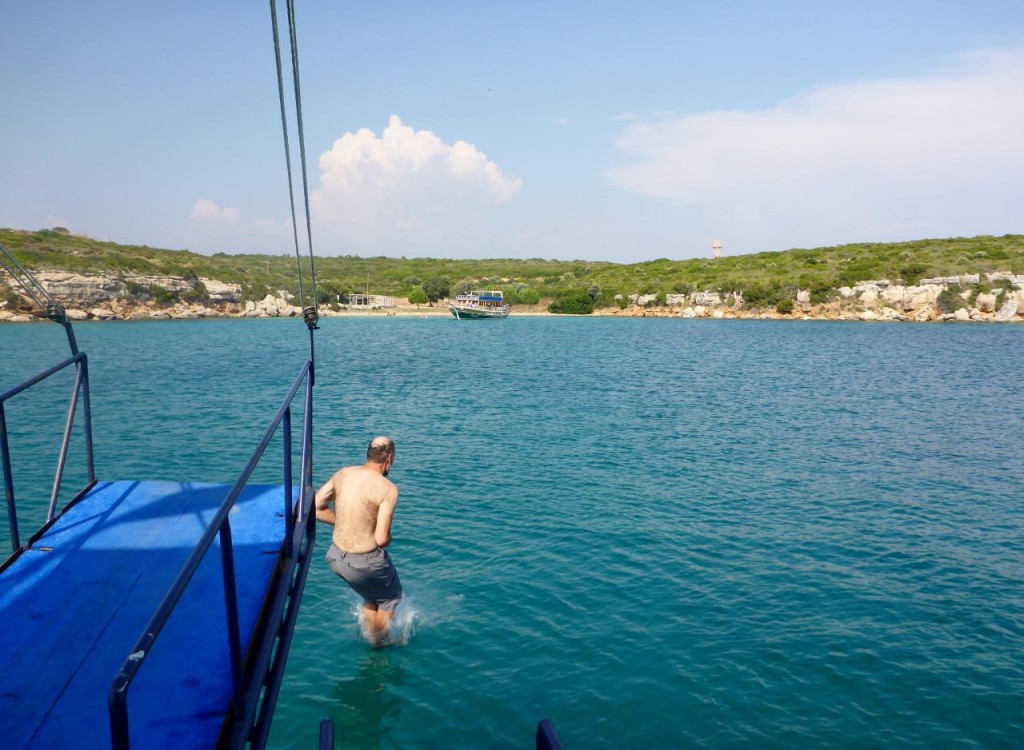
[{"xmin": 0, "ymin": 479, "xmax": 293, "ymax": 749}]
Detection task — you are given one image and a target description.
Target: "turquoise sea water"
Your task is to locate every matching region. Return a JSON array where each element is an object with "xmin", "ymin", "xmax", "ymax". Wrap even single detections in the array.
[{"xmin": 2, "ymin": 317, "xmax": 1023, "ymax": 748}]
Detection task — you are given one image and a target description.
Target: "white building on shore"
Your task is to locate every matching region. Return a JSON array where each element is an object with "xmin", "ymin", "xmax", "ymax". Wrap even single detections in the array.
[{"xmin": 345, "ymin": 293, "xmax": 397, "ymax": 308}]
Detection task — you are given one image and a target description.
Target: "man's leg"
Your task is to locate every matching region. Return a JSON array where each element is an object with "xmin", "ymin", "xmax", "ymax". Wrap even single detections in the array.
[{"xmin": 361, "ymin": 602, "xmax": 393, "ymax": 646}]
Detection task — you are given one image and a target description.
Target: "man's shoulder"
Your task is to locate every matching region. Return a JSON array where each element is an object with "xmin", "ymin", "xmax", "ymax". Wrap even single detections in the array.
[{"xmin": 334, "ymin": 464, "xmax": 360, "ymax": 479}]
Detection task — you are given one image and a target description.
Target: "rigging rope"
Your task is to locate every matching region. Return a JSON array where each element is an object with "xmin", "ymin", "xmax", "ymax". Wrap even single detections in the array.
[{"xmin": 269, "ymin": 0, "xmax": 319, "ymax": 336}]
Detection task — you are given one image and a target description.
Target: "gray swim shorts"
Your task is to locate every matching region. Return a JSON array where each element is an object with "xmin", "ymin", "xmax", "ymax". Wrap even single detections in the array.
[{"xmin": 325, "ymin": 543, "xmax": 403, "ymax": 611}]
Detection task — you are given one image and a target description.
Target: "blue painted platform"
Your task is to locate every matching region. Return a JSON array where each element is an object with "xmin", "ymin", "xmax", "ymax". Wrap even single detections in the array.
[{"xmin": 0, "ymin": 480, "xmax": 293, "ymax": 749}]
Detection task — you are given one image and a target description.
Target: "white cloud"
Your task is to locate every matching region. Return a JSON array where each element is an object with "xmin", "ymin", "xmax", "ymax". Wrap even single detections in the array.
[
  {"xmin": 311, "ymin": 115, "xmax": 521, "ymax": 256},
  {"xmin": 189, "ymin": 198, "xmax": 240, "ymax": 225},
  {"xmin": 607, "ymin": 49, "xmax": 1024, "ymax": 251},
  {"xmin": 552, "ymin": 116, "xmax": 570, "ymax": 126},
  {"xmin": 186, "ymin": 198, "xmax": 290, "ymax": 253}
]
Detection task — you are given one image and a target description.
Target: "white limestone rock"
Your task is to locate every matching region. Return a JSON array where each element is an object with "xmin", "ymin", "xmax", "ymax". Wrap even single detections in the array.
[
  {"xmin": 994, "ymin": 299, "xmax": 1019, "ymax": 321},
  {"xmin": 954, "ymin": 308, "xmax": 971, "ymax": 321},
  {"xmin": 198, "ymin": 278, "xmax": 241, "ymax": 303},
  {"xmin": 901, "ymin": 285, "xmax": 942, "ymax": 311},
  {"xmin": 693, "ymin": 291, "xmax": 721, "ymax": 306},
  {"xmin": 858, "ymin": 285, "xmax": 881, "ymax": 304},
  {"xmin": 35, "ymin": 271, "xmax": 126, "ymax": 307},
  {"xmin": 976, "ymin": 293, "xmax": 997, "ymax": 313}
]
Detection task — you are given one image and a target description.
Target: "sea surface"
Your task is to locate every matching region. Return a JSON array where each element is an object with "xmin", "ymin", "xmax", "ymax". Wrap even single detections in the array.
[{"xmin": 2, "ymin": 317, "xmax": 1022, "ymax": 749}]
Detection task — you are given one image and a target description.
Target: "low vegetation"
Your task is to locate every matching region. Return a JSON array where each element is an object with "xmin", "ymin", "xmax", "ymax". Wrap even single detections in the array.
[{"xmin": 3, "ymin": 227, "xmax": 1023, "ymax": 314}]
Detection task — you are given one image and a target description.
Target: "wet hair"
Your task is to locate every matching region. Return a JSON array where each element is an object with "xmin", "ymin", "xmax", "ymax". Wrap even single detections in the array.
[{"xmin": 367, "ymin": 436, "xmax": 395, "ymax": 464}]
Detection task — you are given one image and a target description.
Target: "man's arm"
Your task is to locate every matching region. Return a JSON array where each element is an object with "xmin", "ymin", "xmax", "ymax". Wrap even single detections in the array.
[
  {"xmin": 374, "ymin": 487, "xmax": 399, "ymax": 548},
  {"xmin": 314, "ymin": 478, "xmax": 336, "ymax": 526}
]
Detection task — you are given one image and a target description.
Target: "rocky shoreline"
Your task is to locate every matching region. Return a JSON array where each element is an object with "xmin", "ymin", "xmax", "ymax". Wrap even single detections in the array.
[
  {"xmin": 594, "ymin": 273, "xmax": 1024, "ymax": 323},
  {"xmin": 2, "ymin": 270, "xmax": 1023, "ymax": 323}
]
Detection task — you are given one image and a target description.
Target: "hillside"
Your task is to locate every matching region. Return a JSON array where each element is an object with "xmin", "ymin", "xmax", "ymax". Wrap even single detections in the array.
[{"xmin": 3, "ymin": 226, "xmax": 1024, "ymax": 313}]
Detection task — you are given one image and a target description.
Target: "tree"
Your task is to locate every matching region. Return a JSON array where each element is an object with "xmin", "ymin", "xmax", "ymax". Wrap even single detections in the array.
[
  {"xmin": 317, "ymin": 281, "xmax": 343, "ymax": 305},
  {"xmin": 422, "ymin": 276, "xmax": 451, "ymax": 305},
  {"xmin": 454, "ymin": 278, "xmax": 476, "ymax": 296},
  {"xmin": 548, "ymin": 288, "xmax": 594, "ymax": 314},
  {"xmin": 518, "ymin": 288, "xmax": 540, "ymax": 305},
  {"xmin": 776, "ymin": 297, "xmax": 794, "ymax": 314},
  {"xmin": 407, "ymin": 287, "xmax": 428, "ymax": 305}
]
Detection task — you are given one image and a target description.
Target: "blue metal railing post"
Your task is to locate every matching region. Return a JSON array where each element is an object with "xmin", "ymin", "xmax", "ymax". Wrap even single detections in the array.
[
  {"xmin": 219, "ymin": 521, "xmax": 245, "ymax": 719},
  {"xmin": 283, "ymin": 406, "xmax": 294, "ymax": 558},
  {"xmin": 300, "ymin": 373, "xmax": 314, "ymax": 512},
  {"xmin": 319, "ymin": 718, "xmax": 335, "ymax": 750},
  {"xmin": 109, "ymin": 671, "xmax": 132, "ymax": 749},
  {"xmin": 47, "ymin": 362, "xmax": 85, "ymax": 521},
  {"xmin": 1, "ymin": 404, "xmax": 20, "ymax": 553},
  {"xmin": 80, "ymin": 355, "xmax": 95, "ymax": 483}
]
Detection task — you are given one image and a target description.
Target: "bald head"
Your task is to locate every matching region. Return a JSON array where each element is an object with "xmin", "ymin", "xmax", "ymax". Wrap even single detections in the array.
[{"xmin": 367, "ymin": 436, "xmax": 395, "ymax": 465}]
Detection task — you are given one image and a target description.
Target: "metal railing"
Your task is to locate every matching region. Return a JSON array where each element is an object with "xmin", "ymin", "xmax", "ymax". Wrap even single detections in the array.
[
  {"xmin": 1, "ymin": 241, "xmax": 79, "ymax": 355},
  {"xmin": 107, "ymin": 360, "xmax": 317, "ymax": 749},
  {"xmin": 1, "ymin": 352, "xmax": 95, "ymax": 556}
]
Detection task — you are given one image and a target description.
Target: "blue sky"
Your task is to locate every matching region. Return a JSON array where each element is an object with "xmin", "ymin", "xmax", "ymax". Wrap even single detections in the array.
[{"xmin": 2, "ymin": 1, "xmax": 1023, "ymax": 262}]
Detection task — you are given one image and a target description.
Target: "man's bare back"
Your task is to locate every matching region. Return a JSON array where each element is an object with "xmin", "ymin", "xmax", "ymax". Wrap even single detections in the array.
[{"xmin": 316, "ymin": 464, "xmax": 398, "ymax": 553}]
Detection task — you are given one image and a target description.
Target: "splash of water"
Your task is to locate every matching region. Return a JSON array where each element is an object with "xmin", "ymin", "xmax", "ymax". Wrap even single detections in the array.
[{"xmin": 349, "ymin": 596, "xmax": 418, "ymax": 648}]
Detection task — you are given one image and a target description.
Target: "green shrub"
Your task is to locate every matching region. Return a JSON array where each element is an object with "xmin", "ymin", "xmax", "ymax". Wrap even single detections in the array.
[
  {"xmin": 776, "ymin": 298, "xmax": 795, "ymax": 314},
  {"xmin": 518, "ymin": 288, "xmax": 541, "ymax": 305},
  {"xmin": 742, "ymin": 283, "xmax": 786, "ymax": 308},
  {"xmin": 126, "ymin": 281, "xmax": 151, "ymax": 300},
  {"xmin": 150, "ymin": 284, "xmax": 179, "ymax": 306},
  {"xmin": 2, "ymin": 283, "xmax": 24, "ymax": 309},
  {"xmin": 241, "ymin": 281, "xmax": 271, "ymax": 303},
  {"xmin": 548, "ymin": 288, "xmax": 594, "ymax": 314},
  {"xmin": 181, "ymin": 280, "xmax": 209, "ymax": 305},
  {"xmin": 899, "ymin": 264, "xmax": 928, "ymax": 285},
  {"xmin": 936, "ymin": 285, "xmax": 965, "ymax": 313},
  {"xmin": 808, "ymin": 283, "xmax": 835, "ymax": 304}
]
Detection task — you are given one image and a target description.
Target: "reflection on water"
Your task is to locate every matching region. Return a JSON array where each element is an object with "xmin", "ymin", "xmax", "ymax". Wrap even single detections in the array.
[{"xmin": 330, "ymin": 650, "xmax": 405, "ymax": 750}]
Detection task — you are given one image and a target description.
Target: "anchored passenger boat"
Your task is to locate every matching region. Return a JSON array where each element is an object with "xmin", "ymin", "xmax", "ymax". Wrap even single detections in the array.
[{"xmin": 447, "ymin": 290, "xmax": 511, "ymax": 319}]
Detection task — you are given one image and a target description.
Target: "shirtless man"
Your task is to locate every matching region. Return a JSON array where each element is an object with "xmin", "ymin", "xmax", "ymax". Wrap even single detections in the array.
[{"xmin": 315, "ymin": 436, "xmax": 403, "ymax": 646}]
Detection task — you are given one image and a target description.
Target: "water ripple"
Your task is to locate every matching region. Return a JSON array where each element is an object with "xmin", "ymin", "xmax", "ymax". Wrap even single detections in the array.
[{"xmin": 3, "ymin": 319, "xmax": 1023, "ymax": 748}]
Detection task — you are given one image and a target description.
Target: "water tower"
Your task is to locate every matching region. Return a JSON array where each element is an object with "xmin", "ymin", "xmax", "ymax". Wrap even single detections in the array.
[{"xmin": 712, "ymin": 239, "xmax": 722, "ymax": 259}]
